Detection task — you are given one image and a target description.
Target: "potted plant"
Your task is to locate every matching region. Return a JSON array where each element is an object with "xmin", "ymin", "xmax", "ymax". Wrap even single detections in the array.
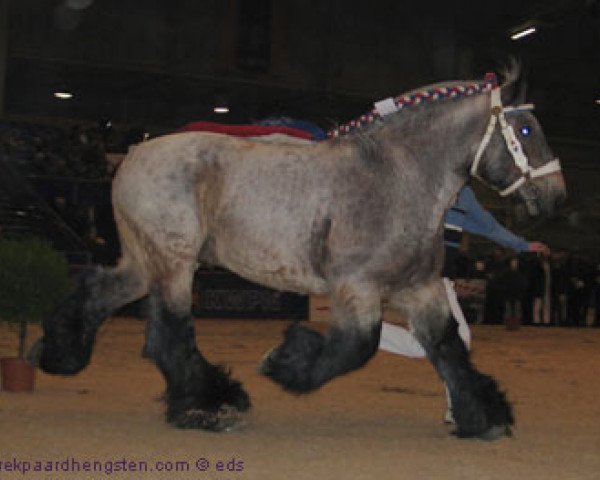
[{"xmin": 0, "ymin": 237, "xmax": 71, "ymax": 392}]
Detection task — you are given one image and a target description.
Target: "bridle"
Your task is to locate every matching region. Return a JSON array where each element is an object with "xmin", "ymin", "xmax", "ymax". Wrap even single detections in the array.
[{"xmin": 470, "ymin": 81, "xmax": 562, "ymax": 197}]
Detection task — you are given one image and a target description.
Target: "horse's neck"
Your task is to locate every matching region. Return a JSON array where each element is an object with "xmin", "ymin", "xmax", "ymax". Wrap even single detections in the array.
[{"xmin": 379, "ymin": 92, "xmax": 490, "ymax": 206}]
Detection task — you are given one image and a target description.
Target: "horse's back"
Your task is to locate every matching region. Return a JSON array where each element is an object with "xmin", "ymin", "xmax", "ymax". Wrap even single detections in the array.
[{"xmin": 111, "ymin": 133, "xmax": 331, "ymax": 291}]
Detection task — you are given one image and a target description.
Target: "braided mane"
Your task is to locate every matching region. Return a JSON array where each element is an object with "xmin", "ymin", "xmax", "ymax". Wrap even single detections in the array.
[{"xmin": 327, "ymin": 73, "xmax": 499, "ymax": 139}]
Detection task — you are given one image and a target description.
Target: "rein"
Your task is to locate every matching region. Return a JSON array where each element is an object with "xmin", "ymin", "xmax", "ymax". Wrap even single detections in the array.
[{"xmin": 470, "ymin": 76, "xmax": 562, "ymax": 196}]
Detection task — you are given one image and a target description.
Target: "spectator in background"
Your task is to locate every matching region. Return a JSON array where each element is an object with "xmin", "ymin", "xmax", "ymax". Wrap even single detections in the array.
[
  {"xmin": 496, "ymin": 256, "xmax": 528, "ymax": 327},
  {"xmin": 519, "ymin": 252, "xmax": 551, "ymax": 326},
  {"xmin": 592, "ymin": 263, "xmax": 600, "ymax": 327},
  {"xmin": 550, "ymin": 250, "xmax": 569, "ymax": 325},
  {"xmin": 566, "ymin": 255, "xmax": 595, "ymax": 326}
]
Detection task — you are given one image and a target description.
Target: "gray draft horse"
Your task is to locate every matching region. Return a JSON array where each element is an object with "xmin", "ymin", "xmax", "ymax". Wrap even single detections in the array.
[{"xmin": 35, "ymin": 65, "xmax": 566, "ymax": 439}]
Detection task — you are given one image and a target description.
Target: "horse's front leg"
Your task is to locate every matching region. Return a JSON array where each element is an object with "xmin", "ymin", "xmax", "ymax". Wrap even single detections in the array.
[
  {"xmin": 144, "ymin": 269, "xmax": 250, "ymax": 431},
  {"xmin": 260, "ymin": 281, "xmax": 382, "ymax": 392},
  {"xmin": 392, "ymin": 279, "xmax": 513, "ymax": 440}
]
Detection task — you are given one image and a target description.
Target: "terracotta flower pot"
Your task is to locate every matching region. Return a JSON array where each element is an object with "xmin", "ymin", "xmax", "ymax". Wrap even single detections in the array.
[{"xmin": 0, "ymin": 357, "xmax": 35, "ymax": 392}]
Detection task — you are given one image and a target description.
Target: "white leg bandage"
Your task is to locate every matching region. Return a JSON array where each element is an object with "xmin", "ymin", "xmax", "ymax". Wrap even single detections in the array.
[
  {"xmin": 379, "ymin": 321, "xmax": 426, "ymax": 357},
  {"xmin": 379, "ymin": 278, "xmax": 472, "ymax": 356},
  {"xmin": 443, "ymin": 278, "xmax": 471, "ymax": 350}
]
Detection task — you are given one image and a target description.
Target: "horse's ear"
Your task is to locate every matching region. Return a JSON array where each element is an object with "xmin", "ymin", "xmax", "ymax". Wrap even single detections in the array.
[{"xmin": 499, "ymin": 58, "xmax": 527, "ymax": 106}]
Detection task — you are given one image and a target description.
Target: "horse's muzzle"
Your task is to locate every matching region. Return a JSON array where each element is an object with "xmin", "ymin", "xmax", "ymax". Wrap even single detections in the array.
[{"xmin": 517, "ymin": 172, "xmax": 566, "ymax": 218}]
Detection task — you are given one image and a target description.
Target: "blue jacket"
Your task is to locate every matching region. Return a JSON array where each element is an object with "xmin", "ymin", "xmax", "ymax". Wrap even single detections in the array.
[{"xmin": 444, "ymin": 186, "xmax": 529, "ymax": 253}]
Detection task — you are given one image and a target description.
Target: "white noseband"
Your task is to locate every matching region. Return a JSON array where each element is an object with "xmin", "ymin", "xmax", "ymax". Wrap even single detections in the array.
[{"xmin": 470, "ymin": 87, "xmax": 562, "ymax": 196}]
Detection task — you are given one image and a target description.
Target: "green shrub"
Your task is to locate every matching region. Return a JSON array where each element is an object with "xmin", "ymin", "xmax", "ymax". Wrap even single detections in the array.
[{"xmin": 0, "ymin": 237, "xmax": 71, "ymax": 357}]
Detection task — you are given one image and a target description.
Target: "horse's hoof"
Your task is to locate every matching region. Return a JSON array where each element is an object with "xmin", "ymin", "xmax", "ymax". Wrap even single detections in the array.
[
  {"xmin": 38, "ymin": 346, "xmax": 89, "ymax": 375},
  {"xmin": 479, "ymin": 424, "xmax": 512, "ymax": 441},
  {"xmin": 226, "ymin": 383, "xmax": 251, "ymax": 413},
  {"xmin": 454, "ymin": 424, "xmax": 512, "ymax": 441},
  {"xmin": 26, "ymin": 337, "xmax": 43, "ymax": 367},
  {"xmin": 173, "ymin": 405, "xmax": 246, "ymax": 432},
  {"xmin": 256, "ymin": 330, "xmax": 319, "ymax": 393},
  {"xmin": 443, "ymin": 408, "xmax": 456, "ymax": 425},
  {"xmin": 257, "ymin": 347, "xmax": 276, "ymax": 375}
]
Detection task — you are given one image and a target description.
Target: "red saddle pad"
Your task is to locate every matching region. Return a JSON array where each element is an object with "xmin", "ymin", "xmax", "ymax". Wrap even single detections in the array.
[{"xmin": 178, "ymin": 121, "xmax": 313, "ymax": 140}]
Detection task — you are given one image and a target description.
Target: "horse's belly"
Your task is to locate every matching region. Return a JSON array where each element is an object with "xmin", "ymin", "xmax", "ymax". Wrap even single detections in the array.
[{"xmin": 215, "ymin": 246, "xmax": 328, "ymax": 295}]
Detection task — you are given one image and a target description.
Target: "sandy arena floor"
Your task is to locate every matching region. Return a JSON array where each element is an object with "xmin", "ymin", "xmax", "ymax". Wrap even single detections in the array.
[{"xmin": 1, "ymin": 317, "xmax": 599, "ymax": 480}]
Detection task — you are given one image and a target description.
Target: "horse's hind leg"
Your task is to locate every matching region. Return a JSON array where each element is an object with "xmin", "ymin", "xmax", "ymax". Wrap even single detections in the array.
[
  {"xmin": 260, "ymin": 280, "xmax": 382, "ymax": 392},
  {"xmin": 37, "ymin": 261, "xmax": 148, "ymax": 375},
  {"xmin": 144, "ymin": 267, "xmax": 250, "ymax": 431},
  {"xmin": 391, "ymin": 280, "xmax": 513, "ymax": 440}
]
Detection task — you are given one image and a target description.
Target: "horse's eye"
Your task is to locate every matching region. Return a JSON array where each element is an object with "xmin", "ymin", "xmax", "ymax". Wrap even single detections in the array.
[{"xmin": 520, "ymin": 126, "xmax": 531, "ymax": 137}]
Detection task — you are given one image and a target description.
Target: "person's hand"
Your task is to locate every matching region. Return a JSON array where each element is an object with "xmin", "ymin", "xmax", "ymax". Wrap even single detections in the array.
[{"xmin": 528, "ymin": 241, "xmax": 550, "ymax": 256}]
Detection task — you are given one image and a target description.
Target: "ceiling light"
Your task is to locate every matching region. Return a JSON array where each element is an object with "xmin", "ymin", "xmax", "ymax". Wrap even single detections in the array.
[
  {"xmin": 54, "ymin": 91, "xmax": 73, "ymax": 99},
  {"xmin": 213, "ymin": 93, "xmax": 229, "ymax": 114},
  {"xmin": 510, "ymin": 26, "xmax": 537, "ymax": 41},
  {"xmin": 595, "ymin": 99, "xmax": 600, "ymax": 105}
]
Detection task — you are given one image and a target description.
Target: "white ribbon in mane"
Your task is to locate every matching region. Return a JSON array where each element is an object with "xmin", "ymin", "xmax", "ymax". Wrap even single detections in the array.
[{"xmin": 471, "ymin": 87, "xmax": 562, "ymax": 196}]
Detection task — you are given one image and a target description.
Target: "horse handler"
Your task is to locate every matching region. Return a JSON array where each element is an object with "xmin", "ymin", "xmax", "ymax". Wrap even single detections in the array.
[{"xmin": 379, "ymin": 184, "xmax": 550, "ymax": 423}]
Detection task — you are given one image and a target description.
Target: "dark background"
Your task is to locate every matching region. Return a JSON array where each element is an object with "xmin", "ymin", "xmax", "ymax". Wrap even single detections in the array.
[{"xmin": 1, "ymin": 0, "xmax": 599, "ymax": 256}]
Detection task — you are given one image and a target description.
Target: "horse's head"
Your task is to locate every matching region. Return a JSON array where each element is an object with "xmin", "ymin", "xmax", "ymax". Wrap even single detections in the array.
[{"xmin": 470, "ymin": 67, "xmax": 566, "ymax": 216}]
